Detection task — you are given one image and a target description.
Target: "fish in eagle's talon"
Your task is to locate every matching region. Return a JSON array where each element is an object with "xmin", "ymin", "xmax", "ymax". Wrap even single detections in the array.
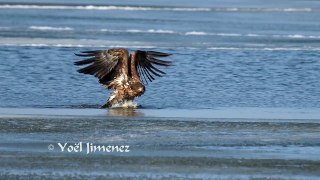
[{"xmin": 74, "ymin": 48, "xmax": 172, "ymax": 108}]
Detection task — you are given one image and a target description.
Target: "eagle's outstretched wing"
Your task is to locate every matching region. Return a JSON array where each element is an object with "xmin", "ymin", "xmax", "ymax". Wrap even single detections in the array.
[
  {"xmin": 74, "ymin": 50, "xmax": 120, "ymax": 85},
  {"xmin": 135, "ymin": 50, "xmax": 172, "ymax": 84}
]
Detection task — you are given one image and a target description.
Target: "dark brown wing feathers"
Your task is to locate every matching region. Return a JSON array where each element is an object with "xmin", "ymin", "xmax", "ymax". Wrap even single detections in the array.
[
  {"xmin": 75, "ymin": 49, "xmax": 172, "ymax": 85},
  {"xmin": 135, "ymin": 50, "xmax": 172, "ymax": 83},
  {"xmin": 74, "ymin": 50, "xmax": 119, "ymax": 84}
]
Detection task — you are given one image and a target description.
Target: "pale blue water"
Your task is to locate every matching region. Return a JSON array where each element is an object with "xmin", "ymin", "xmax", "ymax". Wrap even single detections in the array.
[
  {"xmin": 0, "ymin": 0, "xmax": 320, "ymax": 179},
  {"xmin": 1, "ymin": 0, "xmax": 320, "ymax": 109}
]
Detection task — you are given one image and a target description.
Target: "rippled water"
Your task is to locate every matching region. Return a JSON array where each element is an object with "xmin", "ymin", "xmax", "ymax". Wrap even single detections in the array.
[
  {"xmin": 0, "ymin": 1, "xmax": 320, "ymax": 109},
  {"xmin": 0, "ymin": 0, "xmax": 320, "ymax": 179},
  {"xmin": 1, "ymin": 46, "xmax": 320, "ymax": 109}
]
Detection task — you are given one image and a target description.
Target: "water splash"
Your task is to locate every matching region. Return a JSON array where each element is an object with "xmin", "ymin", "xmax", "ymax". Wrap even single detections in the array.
[{"xmin": 110, "ymin": 100, "xmax": 138, "ymax": 108}]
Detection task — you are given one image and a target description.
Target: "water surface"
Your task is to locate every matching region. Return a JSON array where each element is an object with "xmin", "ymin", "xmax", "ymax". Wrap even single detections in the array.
[{"xmin": 0, "ymin": 0, "xmax": 320, "ymax": 179}]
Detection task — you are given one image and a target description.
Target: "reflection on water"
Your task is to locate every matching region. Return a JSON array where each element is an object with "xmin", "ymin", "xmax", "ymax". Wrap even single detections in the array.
[{"xmin": 107, "ymin": 108, "xmax": 144, "ymax": 117}]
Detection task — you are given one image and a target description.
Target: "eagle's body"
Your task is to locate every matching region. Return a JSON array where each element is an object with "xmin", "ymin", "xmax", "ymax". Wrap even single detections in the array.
[{"xmin": 74, "ymin": 48, "xmax": 172, "ymax": 108}]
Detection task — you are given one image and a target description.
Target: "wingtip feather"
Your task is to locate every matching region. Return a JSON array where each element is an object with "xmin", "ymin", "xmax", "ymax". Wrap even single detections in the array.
[{"xmin": 147, "ymin": 51, "xmax": 172, "ymax": 57}]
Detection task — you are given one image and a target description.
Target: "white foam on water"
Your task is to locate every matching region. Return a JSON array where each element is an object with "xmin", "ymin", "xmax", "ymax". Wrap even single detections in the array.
[
  {"xmin": 29, "ymin": 26, "xmax": 73, "ymax": 31},
  {"xmin": 4, "ymin": 25, "xmax": 320, "ymax": 40},
  {"xmin": 287, "ymin": 34, "xmax": 320, "ymax": 39},
  {"xmin": 1, "ymin": 42, "xmax": 320, "ymax": 51},
  {"xmin": 185, "ymin": 31, "xmax": 208, "ymax": 35},
  {"xmin": 208, "ymin": 47, "xmax": 320, "ymax": 51},
  {"xmin": 1, "ymin": 43, "xmax": 158, "ymax": 48},
  {"xmin": 0, "ymin": 5, "xmax": 315, "ymax": 12},
  {"xmin": 272, "ymin": 34, "xmax": 320, "ymax": 39},
  {"xmin": 225, "ymin": 8, "xmax": 239, "ymax": 11},
  {"xmin": 101, "ymin": 28, "xmax": 175, "ymax": 34},
  {"xmin": 283, "ymin": 8, "xmax": 312, "ymax": 12},
  {"xmin": 199, "ymin": 7, "xmax": 314, "ymax": 12},
  {"xmin": 207, "ymin": 47, "xmax": 241, "ymax": 50},
  {"xmin": 216, "ymin": 33, "xmax": 241, "ymax": 36},
  {"xmin": 220, "ymin": 7, "xmax": 314, "ymax": 12},
  {"xmin": 0, "ymin": 37, "xmax": 159, "ymax": 48},
  {"xmin": 147, "ymin": 29, "xmax": 174, "ymax": 34},
  {"xmin": 287, "ymin": 34, "xmax": 305, "ymax": 38},
  {"xmin": 246, "ymin": 34, "xmax": 263, "ymax": 37},
  {"xmin": 185, "ymin": 31, "xmax": 320, "ymax": 39},
  {"xmin": 185, "ymin": 31, "xmax": 242, "ymax": 37},
  {"xmin": 0, "ymin": 26, "xmax": 10, "ymax": 30},
  {"xmin": 0, "ymin": 4, "xmax": 211, "ymax": 12}
]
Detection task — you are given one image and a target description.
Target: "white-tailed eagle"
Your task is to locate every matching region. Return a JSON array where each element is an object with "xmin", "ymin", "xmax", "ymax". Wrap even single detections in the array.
[{"xmin": 74, "ymin": 48, "xmax": 172, "ymax": 108}]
